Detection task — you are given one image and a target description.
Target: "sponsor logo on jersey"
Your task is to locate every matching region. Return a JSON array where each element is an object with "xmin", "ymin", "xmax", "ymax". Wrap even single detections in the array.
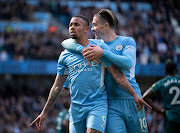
[
  {"xmin": 125, "ymin": 45, "xmax": 136, "ymax": 51},
  {"xmin": 116, "ymin": 44, "xmax": 123, "ymax": 51}
]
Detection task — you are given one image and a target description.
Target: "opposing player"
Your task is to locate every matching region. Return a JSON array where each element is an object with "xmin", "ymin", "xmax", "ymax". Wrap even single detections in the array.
[
  {"xmin": 61, "ymin": 9, "xmax": 150, "ymax": 133},
  {"xmin": 143, "ymin": 61, "xmax": 180, "ymax": 133},
  {"xmin": 56, "ymin": 101, "xmax": 70, "ymax": 133},
  {"xmin": 29, "ymin": 15, "xmax": 150, "ymax": 133}
]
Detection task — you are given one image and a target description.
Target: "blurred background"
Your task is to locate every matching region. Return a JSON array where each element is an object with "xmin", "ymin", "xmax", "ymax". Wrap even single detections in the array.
[{"xmin": 0, "ymin": 0, "xmax": 180, "ymax": 132}]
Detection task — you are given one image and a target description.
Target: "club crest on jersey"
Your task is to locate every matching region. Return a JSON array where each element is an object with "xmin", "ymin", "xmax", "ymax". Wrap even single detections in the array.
[{"xmin": 116, "ymin": 44, "xmax": 123, "ymax": 51}]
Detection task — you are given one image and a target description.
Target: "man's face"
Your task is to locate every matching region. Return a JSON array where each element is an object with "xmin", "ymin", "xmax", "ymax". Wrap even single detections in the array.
[
  {"xmin": 69, "ymin": 17, "xmax": 88, "ymax": 39},
  {"xmin": 91, "ymin": 16, "xmax": 106, "ymax": 39}
]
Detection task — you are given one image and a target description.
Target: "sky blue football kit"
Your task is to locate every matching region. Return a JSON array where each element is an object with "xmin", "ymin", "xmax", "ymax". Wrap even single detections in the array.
[
  {"xmin": 62, "ymin": 36, "xmax": 148, "ymax": 133},
  {"xmin": 58, "ymin": 39, "xmax": 112, "ymax": 133}
]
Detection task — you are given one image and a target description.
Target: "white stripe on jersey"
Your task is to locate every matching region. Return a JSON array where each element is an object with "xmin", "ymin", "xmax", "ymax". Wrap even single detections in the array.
[{"xmin": 100, "ymin": 62, "xmax": 105, "ymax": 87}]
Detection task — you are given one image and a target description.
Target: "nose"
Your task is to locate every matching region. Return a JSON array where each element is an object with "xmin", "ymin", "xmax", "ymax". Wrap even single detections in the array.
[{"xmin": 91, "ymin": 27, "xmax": 95, "ymax": 32}]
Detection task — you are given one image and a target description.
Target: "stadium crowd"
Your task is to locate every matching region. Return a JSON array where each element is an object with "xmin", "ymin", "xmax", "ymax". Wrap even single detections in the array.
[
  {"xmin": 0, "ymin": 0, "xmax": 180, "ymax": 64},
  {"xmin": 0, "ymin": 0, "xmax": 179, "ymax": 133},
  {"xmin": 0, "ymin": 82, "xmax": 164, "ymax": 133}
]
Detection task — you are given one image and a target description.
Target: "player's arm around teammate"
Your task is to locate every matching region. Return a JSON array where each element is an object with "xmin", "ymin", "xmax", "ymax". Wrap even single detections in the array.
[{"xmin": 29, "ymin": 75, "xmax": 68, "ymax": 131}]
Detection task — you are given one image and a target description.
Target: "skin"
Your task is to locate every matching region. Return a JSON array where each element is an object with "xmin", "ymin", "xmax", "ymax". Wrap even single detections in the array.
[
  {"xmin": 83, "ymin": 15, "xmax": 118, "ymax": 60},
  {"xmin": 82, "ymin": 15, "xmax": 151, "ymax": 109},
  {"xmin": 143, "ymin": 88, "xmax": 166, "ymax": 116},
  {"xmin": 29, "ymin": 17, "xmax": 151, "ymax": 133}
]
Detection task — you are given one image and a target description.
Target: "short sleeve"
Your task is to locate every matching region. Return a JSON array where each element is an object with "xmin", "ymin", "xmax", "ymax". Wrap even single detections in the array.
[
  {"xmin": 57, "ymin": 51, "xmax": 68, "ymax": 75},
  {"xmin": 151, "ymin": 82, "xmax": 160, "ymax": 95},
  {"xmin": 63, "ymin": 77, "xmax": 70, "ymax": 88},
  {"xmin": 122, "ymin": 37, "xmax": 136, "ymax": 54}
]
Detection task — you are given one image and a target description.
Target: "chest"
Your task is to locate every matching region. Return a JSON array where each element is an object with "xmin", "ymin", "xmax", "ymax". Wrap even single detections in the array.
[{"xmin": 108, "ymin": 43, "xmax": 124, "ymax": 55}]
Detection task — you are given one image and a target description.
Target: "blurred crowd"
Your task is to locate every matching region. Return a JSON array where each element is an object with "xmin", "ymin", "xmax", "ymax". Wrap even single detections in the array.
[
  {"xmin": 0, "ymin": 0, "xmax": 180, "ymax": 64},
  {"xmin": 0, "ymin": 82, "xmax": 70, "ymax": 133},
  {"xmin": 0, "ymin": 84, "xmax": 164, "ymax": 133}
]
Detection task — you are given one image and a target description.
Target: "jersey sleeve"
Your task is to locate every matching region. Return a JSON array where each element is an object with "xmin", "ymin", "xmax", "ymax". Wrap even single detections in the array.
[
  {"xmin": 63, "ymin": 77, "xmax": 70, "ymax": 88},
  {"xmin": 151, "ymin": 82, "xmax": 161, "ymax": 95},
  {"xmin": 57, "ymin": 51, "xmax": 69, "ymax": 75},
  {"xmin": 98, "ymin": 42, "xmax": 113, "ymax": 67},
  {"xmin": 103, "ymin": 37, "xmax": 136, "ymax": 70},
  {"xmin": 61, "ymin": 38, "xmax": 84, "ymax": 53}
]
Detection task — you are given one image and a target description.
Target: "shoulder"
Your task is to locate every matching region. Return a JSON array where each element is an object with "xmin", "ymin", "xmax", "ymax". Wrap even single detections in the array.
[
  {"xmin": 89, "ymin": 39, "xmax": 108, "ymax": 48},
  {"xmin": 59, "ymin": 49, "xmax": 72, "ymax": 57},
  {"xmin": 89, "ymin": 39, "xmax": 104, "ymax": 44},
  {"xmin": 58, "ymin": 50, "xmax": 72, "ymax": 62},
  {"xmin": 121, "ymin": 36, "xmax": 136, "ymax": 46},
  {"xmin": 119, "ymin": 36, "xmax": 136, "ymax": 51},
  {"xmin": 152, "ymin": 78, "xmax": 166, "ymax": 89}
]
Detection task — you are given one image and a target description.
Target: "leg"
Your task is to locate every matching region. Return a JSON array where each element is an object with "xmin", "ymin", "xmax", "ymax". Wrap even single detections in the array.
[
  {"xmin": 86, "ymin": 103, "xmax": 108, "ymax": 133},
  {"xmin": 69, "ymin": 120, "xmax": 86, "ymax": 133},
  {"xmin": 86, "ymin": 128, "xmax": 102, "ymax": 133},
  {"xmin": 126, "ymin": 100, "xmax": 148, "ymax": 133},
  {"xmin": 106, "ymin": 100, "xmax": 127, "ymax": 133}
]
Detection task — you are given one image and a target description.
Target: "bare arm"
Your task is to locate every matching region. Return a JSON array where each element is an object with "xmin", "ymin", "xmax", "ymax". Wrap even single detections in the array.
[
  {"xmin": 42, "ymin": 74, "xmax": 68, "ymax": 114},
  {"xmin": 143, "ymin": 88, "xmax": 166, "ymax": 115},
  {"xmin": 29, "ymin": 74, "xmax": 68, "ymax": 130},
  {"xmin": 107, "ymin": 65, "xmax": 152, "ymax": 110}
]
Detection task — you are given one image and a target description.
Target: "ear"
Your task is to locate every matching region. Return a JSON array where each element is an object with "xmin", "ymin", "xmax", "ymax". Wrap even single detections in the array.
[
  {"xmin": 85, "ymin": 26, "xmax": 89, "ymax": 32},
  {"xmin": 104, "ymin": 22, "xmax": 109, "ymax": 29}
]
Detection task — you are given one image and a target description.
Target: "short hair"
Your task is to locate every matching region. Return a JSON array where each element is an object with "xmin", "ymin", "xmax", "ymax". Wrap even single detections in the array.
[
  {"xmin": 72, "ymin": 15, "xmax": 89, "ymax": 26},
  {"xmin": 165, "ymin": 60, "xmax": 178, "ymax": 75},
  {"xmin": 96, "ymin": 9, "xmax": 118, "ymax": 28}
]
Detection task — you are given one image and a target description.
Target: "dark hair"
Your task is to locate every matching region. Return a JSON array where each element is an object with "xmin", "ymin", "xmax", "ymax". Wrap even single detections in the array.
[
  {"xmin": 96, "ymin": 9, "xmax": 118, "ymax": 27},
  {"xmin": 165, "ymin": 60, "xmax": 178, "ymax": 75},
  {"xmin": 72, "ymin": 15, "xmax": 89, "ymax": 26}
]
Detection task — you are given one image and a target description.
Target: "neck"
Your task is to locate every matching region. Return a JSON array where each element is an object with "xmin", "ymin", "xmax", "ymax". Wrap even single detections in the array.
[
  {"xmin": 168, "ymin": 73, "xmax": 178, "ymax": 77},
  {"xmin": 102, "ymin": 29, "xmax": 118, "ymax": 42},
  {"xmin": 75, "ymin": 36, "xmax": 89, "ymax": 47}
]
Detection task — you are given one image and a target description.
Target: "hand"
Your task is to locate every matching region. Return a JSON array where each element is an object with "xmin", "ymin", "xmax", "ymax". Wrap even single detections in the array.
[
  {"xmin": 133, "ymin": 94, "xmax": 152, "ymax": 111},
  {"xmin": 29, "ymin": 113, "xmax": 47, "ymax": 131},
  {"xmin": 83, "ymin": 45, "xmax": 104, "ymax": 60},
  {"xmin": 160, "ymin": 109, "xmax": 166, "ymax": 116},
  {"xmin": 81, "ymin": 47, "xmax": 101, "ymax": 67}
]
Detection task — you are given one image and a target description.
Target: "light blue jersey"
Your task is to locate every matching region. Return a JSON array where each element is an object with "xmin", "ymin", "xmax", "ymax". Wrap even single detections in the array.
[
  {"xmin": 61, "ymin": 37, "xmax": 148, "ymax": 133},
  {"xmin": 58, "ymin": 39, "xmax": 112, "ymax": 126},
  {"xmin": 58, "ymin": 39, "xmax": 111, "ymax": 106},
  {"xmin": 104, "ymin": 36, "xmax": 142, "ymax": 100}
]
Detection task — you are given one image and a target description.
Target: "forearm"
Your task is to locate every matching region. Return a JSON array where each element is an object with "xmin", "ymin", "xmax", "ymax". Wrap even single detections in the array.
[
  {"xmin": 42, "ymin": 75, "xmax": 67, "ymax": 114},
  {"xmin": 143, "ymin": 96, "xmax": 162, "ymax": 114},
  {"xmin": 107, "ymin": 65, "xmax": 136, "ymax": 97},
  {"xmin": 103, "ymin": 50, "xmax": 134, "ymax": 70},
  {"xmin": 143, "ymin": 89, "xmax": 162, "ymax": 114}
]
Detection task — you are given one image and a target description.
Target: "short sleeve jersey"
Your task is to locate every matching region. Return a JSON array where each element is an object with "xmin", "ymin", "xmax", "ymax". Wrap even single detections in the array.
[
  {"xmin": 152, "ymin": 75, "xmax": 180, "ymax": 123},
  {"xmin": 57, "ymin": 39, "xmax": 112, "ymax": 106},
  {"xmin": 105, "ymin": 36, "xmax": 142, "ymax": 99}
]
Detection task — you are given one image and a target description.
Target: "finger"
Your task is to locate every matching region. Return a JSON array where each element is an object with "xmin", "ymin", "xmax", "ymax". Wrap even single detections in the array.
[
  {"xmin": 29, "ymin": 118, "xmax": 38, "ymax": 127},
  {"xmin": 96, "ymin": 58, "xmax": 101, "ymax": 62},
  {"xmin": 93, "ymin": 58, "xmax": 101, "ymax": 64},
  {"xmin": 84, "ymin": 47, "xmax": 94, "ymax": 52},
  {"xmin": 84, "ymin": 53, "xmax": 95, "ymax": 60},
  {"xmin": 39, "ymin": 120, "xmax": 44, "ymax": 131},
  {"xmin": 92, "ymin": 59, "xmax": 99, "ymax": 64},
  {"xmin": 83, "ymin": 51, "xmax": 94, "ymax": 57},
  {"xmin": 86, "ymin": 56, "xmax": 96, "ymax": 61},
  {"xmin": 136, "ymin": 102, "xmax": 141, "ymax": 111},
  {"xmin": 142, "ymin": 100, "xmax": 152, "ymax": 109},
  {"xmin": 36, "ymin": 122, "xmax": 40, "ymax": 131},
  {"xmin": 87, "ymin": 60, "xmax": 91, "ymax": 67},
  {"xmin": 90, "ymin": 45, "xmax": 96, "ymax": 47}
]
